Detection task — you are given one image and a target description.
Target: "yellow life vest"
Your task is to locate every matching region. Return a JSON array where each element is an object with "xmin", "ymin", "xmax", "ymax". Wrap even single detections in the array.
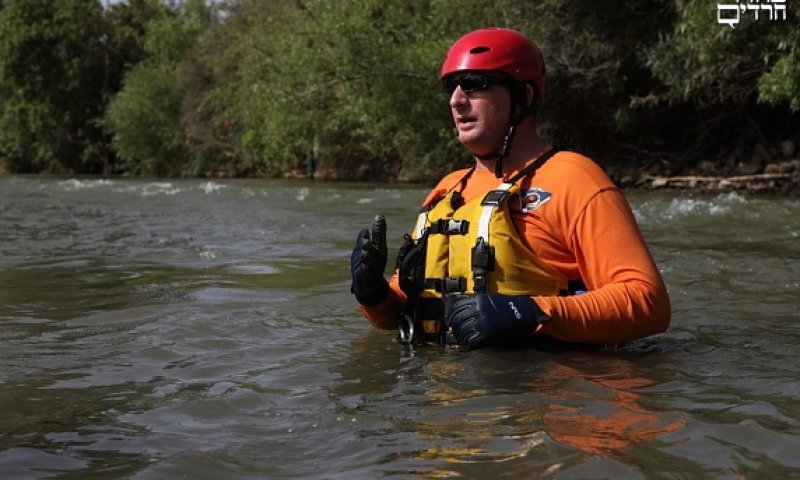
[{"xmin": 397, "ymin": 158, "xmax": 568, "ymax": 343}]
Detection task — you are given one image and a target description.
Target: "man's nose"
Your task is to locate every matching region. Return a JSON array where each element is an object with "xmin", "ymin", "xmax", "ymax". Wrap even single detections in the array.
[{"xmin": 449, "ymin": 87, "xmax": 468, "ymax": 108}]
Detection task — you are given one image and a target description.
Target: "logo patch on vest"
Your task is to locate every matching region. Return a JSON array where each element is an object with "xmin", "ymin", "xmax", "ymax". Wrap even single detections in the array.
[{"xmin": 520, "ymin": 188, "xmax": 552, "ymax": 212}]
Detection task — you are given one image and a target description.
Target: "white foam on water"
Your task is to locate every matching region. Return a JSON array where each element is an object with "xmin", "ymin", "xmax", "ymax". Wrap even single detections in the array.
[
  {"xmin": 140, "ymin": 182, "xmax": 183, "ymax": 196},
  {"xmin": 199, "ymin": 181, "xmax": 226, "ymax": 194},
  {"xmin": 58, "ymin": 179, "xmax": 115, "ymax": 191},
  {"xmin": 231, "ymin": 264, "xmax": 280, "ymax": 275},
  {"xmin": 199, "ymin": 250, "xmax": 217, "ymax": 259},
  {"xmin": 664, "ymin": 192, "xmax": 749, "ymax": 218}
]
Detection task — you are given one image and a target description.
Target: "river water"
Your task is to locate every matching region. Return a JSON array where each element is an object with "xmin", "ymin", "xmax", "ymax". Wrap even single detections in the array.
[{"xmin": 0, "ymin": 176, "xmax": 798, "ymax": 479}]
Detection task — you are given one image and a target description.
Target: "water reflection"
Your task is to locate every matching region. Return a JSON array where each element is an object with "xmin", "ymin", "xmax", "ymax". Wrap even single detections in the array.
[
  {"xmin": 331, "ymin": 331, "xmax": 686, "ymax": 476},
  {"xmin": 538, "ymin": 362, "xmax": 686, "ymax": 456}
]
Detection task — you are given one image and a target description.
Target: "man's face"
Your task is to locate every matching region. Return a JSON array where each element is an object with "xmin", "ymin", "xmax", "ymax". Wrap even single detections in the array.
[{"xmin": 445, "ymin": 73, "xmax": 511, "ymax": 156}]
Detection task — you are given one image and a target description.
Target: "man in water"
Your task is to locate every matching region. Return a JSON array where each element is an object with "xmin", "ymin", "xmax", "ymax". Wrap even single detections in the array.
[{"xmin": 350, "ymin": 27, "xmax": 670, "ymax": 349}]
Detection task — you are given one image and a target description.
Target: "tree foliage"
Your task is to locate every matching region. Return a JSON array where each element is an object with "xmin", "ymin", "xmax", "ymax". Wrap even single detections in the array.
[
  {"xmin": 1, "ymin": 0, "xmax": 798, "ymax": 179},
  {"xmin": 631, "ymin": 0, "xmax": 800, "ymax": 166},
  {"xmin": 188, "ymin": 0, "xmax": 797, "ymax": 180},
  {"xmin": 207, "ymin": 0, "xmax": 469, "ymax": 179},
  {"xmin": 641, "ymin": 0, "xmax": 800, "ymax": 110},
  {"xmin": 105, "ymin": 0, "xmax": 213, "ymax": 176},
  {"xmin": 0, "ymin": 0, "xmax": 177, "ymax": 173},
  {"xmin": 0, "ymin": 0, "xmax": 109, "ymax": 172}
]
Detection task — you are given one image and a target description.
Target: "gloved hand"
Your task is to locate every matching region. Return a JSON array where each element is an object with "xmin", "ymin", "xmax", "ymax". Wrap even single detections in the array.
[
  {"xmin": 350, "ymin": 215, "xmax": 389, "ymax": 306},
  {"xmin": 447, "ymin": 293, "xmax": 549, "ymax": 349}
]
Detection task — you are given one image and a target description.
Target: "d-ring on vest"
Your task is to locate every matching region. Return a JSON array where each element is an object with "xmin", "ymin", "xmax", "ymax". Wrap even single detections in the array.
[{"xmin": 397, "ymin": 148, "xmax": 568, "ymax": 344}]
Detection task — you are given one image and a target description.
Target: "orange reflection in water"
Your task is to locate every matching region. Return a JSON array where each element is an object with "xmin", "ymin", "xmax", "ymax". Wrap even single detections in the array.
[
  {"xmin": 344, "ymin": 331, "xmax": 686, "ymax": 469},
  {"xmin": 539, "ymin": 363, "xmax": 686, "ymax": 456}
]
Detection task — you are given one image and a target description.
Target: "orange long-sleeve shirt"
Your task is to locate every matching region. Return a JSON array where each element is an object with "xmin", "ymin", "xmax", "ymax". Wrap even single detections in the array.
[{"xmin": 360, "ymin": 150, "xmax": 670, "ymax": 344}]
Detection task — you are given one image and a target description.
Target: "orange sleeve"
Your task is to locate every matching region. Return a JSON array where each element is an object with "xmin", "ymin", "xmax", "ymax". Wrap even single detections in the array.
[
  {"xmin": 358, "ymin": 271, "xmax": 406, "ymax": 330},
  {"xmin": 535, "ymin": 187, "xmax": 671, "ymax": 344}
]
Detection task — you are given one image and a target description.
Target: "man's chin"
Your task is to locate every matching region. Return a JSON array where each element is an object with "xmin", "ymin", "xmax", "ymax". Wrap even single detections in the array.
[{"xmin": 458, "ymin": 138, "xmax": 499, "ymax": 157}]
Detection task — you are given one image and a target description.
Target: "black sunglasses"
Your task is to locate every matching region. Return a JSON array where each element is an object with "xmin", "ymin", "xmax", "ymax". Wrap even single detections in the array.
[{"xmin": 442, "ymin": 73, "xmax": 509, "ymax": 96}]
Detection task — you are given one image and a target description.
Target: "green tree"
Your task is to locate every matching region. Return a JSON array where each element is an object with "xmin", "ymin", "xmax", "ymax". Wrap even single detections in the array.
[
  {"xmin": 194, "ymin": 0, "xmax": 689, "ymax": 181},
  {"xmin": 105, "ymin": 0, "xmax": 215, "ymax": 176},
  {"xmin": 0, "ymin": 0, "xmax": 168, "ymax": 174},
  {"xmin": 0, "ymin": 0, "xmax": 109, "ymax": 172},
  {"xmin": 634, "ymin": 0, "xmax": 800, "ymax": 166},
  {"xmin": 198, "ymin": 0, "xmax": 499, "ymax": 180},
  {"xmin": 6, "ymin": 0, "xmax": 792, "ymax": 179},
  {"xmin": 104, "ymin": 0, "xmax": 173, "ymax": 91},
  {"xmin": 641, "ymin": 0, "xmax": 800, "ymax": 110},
  {"xmin": 106, "ymin": 63, "xmax": 185, "ymax": 176}
]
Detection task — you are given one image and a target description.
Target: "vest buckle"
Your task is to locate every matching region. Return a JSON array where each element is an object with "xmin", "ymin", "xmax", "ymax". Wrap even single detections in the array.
[
  {"xmin": 481, "ymin": 189, "xmax": 510, "ymax": 206},
  {"xmin": 472, "ymin": 237, "xmax": 495, "ymax": 293},
  {"xmin": 430, "ymin": 219, "xmax": 469, "ymax": 235},
  {"xmin": 425, "ymin": 277, "xmax": 466, "ymax": 293}
]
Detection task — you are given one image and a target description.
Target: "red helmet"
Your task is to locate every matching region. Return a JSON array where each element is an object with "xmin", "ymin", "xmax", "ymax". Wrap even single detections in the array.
[{"xmin": 440, "ymin": 27, "xmax": 546, "ymax": 99}]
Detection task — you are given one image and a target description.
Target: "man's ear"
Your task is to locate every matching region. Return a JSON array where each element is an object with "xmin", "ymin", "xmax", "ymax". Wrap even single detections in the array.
[{"xmin": 525, "ymin": 83, "xmax": 537, "ymax": 108}]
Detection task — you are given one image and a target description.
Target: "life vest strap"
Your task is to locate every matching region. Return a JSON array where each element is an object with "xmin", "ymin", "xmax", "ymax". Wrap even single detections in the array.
[
  {"xmin": 480, "ymin": 188, "xmax": 512, "ymax": 206},
  {"xmin": 471, "ymin": 237, "xmax": 495, "ymax": 293},
  {"xmin": 416, "ymin": 298, "xmax": 446, "ymax": 341},
  {"xmin": 424, "ymin": 277, "xmax": 467, "ymax": 293}
]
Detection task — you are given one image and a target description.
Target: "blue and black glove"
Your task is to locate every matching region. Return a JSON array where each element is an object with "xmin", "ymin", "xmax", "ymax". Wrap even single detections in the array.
[
  {"xmin": 350, "ymin": 215, "xmax": 390, "ymax": 306},
  {"xmin": 447, "ymin": 293, "xmax": 549, "ymax": 349}
]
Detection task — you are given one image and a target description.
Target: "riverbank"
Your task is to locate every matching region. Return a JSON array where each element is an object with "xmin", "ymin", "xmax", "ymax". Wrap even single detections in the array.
[
  {"xmin": 292, "ymin": 135, "xmax": 800, "ymax": 196},
  {"xmin": 609, "ymin": 160, "xmax": 800, "ymax": 195},
  {"xmin": 637, "ymin": 171, "xmax": 799, "ymax": 195},
  {"xmin": 4, "ymin": 146, "xmax": 798, "ymax": 196},
  {"xmin": 304, "ymin": 147, "xmax": 800, "ymax": 196}
]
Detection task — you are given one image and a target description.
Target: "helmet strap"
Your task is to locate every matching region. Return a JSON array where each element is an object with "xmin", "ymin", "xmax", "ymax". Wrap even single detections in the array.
[
  {"xmin": 492, "ymin": 83, "xmax": 529, "ymax": 178},
  {"xmin": 494, "ymin": 124, "xmax": 516, "ymax": 177},
  {"xmin": 470, "ymin": 82, "xmax": 537, "ymax": 178}
]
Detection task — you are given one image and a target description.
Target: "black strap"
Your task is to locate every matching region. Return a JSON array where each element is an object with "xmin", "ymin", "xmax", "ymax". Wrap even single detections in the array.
[
  {"xmin": 415, "ymin": 297, "xmax": 445, "ymax": 322},
  {"xmin": 504, "ymin": 147, "xmax": 562, "ymax": 184},
  {"xmin": 456, "ymin": 164, "xmax": 476, "ymax": 193},
  {"xmin": 424, "ymin": 164, "xmax": 476, "ymax": 212},
  {"xmin": 471, "ymin": 237, "xmax": 494, "ymax": 293},
  {"xmin": 424, "ymin": 277, "xmax": 467, "ymax": 293}
]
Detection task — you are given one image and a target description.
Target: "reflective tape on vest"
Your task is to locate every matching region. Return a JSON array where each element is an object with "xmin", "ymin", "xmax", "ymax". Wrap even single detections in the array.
[
  {"xmin": 413, "ymin": 212, "xmax": 427, "ymax": 238},
  {"xmin": 477, "ymin": 183, "xmax": 512, "ymax": 242}
]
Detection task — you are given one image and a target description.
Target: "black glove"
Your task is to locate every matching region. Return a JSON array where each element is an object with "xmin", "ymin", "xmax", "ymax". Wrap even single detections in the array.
[
  {"xmin": 350, "ymin": 215, "xmax": 389, "ymax": 306},
  {"xmin": 447, "ymin": 293, "xmax": 549, "ymax": 349}
]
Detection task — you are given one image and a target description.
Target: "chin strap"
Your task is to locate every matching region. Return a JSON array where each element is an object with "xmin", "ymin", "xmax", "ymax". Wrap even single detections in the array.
[
  {"xmin": 494, "ymin": 124, "xmax": 518, "ymax": 178},
  {"xmin": 474, "ymin": 82, "xmax": 534, "ymax": 178}
]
